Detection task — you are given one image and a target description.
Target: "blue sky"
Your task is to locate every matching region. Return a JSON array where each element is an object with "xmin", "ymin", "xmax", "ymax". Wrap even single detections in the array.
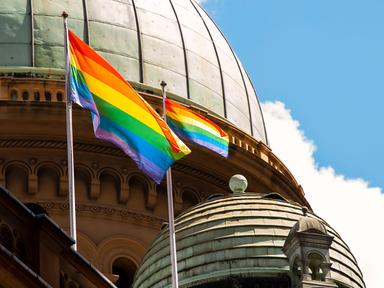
[
  {"xmin": 202, "ymin": 0, "xmax": 384, "ymax": 189},
  {"xmin": 199, "ymin": 1, "xmax": 384, "ymax": 286}
]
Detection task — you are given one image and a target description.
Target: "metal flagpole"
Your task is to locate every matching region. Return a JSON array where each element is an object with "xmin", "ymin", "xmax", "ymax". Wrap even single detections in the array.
[
  {"xmin": 161, "ymin": 81, "xmax": 179, "ymax": 288},
  {"xmin": 62, "ymin": 11, "xmax": 77, "ymax": 251}
]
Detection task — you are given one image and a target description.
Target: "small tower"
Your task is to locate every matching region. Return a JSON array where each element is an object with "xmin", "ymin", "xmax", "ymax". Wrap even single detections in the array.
[{"xmin": 283, "ymin": 207, "xmax": 337, "ymax": 288}]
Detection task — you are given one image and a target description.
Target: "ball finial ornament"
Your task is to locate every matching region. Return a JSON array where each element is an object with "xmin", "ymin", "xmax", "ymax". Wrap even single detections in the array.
[{"xmin": 229, "ymin": 174, "xmax": 248, "ymax": 194}]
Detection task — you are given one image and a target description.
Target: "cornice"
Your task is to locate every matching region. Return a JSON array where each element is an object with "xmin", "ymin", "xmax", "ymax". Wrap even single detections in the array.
[
  {"xmin": 0, "ymin": 138, "xmax": 228, "ymax": 188},
  {"xmin": 0, "ymin": 77, "xmax": 306, "ymax": 202},
  {"xmin": 36, "ymin": 201, "xmax": 166, "ymax": 229},
  {"xmin": 0, "ymin": 139, "xmax": 125, "ymax": 157}
]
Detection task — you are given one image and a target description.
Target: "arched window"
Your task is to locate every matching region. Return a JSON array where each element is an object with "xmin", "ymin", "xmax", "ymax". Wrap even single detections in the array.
[
  {"xmin": 22, "ymin": 91, "xmax": 29, "ymax": 101},
  {"xmin": 308, "ymin": 252, "xmax": 324, "ymax": 281},
  {"xmin": 10, "ymin": 89, "xmax": 18, "ymax": 100},
  {"xmin": 34, "ymin": 91, "xmax": 40, "ymax": 101},
  {"xmin": 75, "ymin": 169, "xmax": 90, "ymax": 198},
  {"xmin": 100, "ymin": 172, "xmax": 120, "ymax": 202},
  {"xmin": 45, "ymin": 91, "xmax": 52, "ymax": 102},
  {"xmin": 57, "ymin": 92, "xmax": 63, "ymax": 102},
  {"xmin": 5, "ymin": 165, "xmax": 28, "ymax": 195},
  {"xmin": 38, "ymin": 167, "xmax": 59, "ymax": 196},
  {"xmin": 127, "ymin": 176, "xmax": 147, "ymax": 211},
  {"xmin": 0, "ymin": 225, "xmax": 14, "ymax": 252},
  {"xmin": 112, "ymin": 257, "xmax": 137, "ymax": 288},
  {"xmin": 182, "ymin": 189, "xmax": 199, "ymax": 211}
]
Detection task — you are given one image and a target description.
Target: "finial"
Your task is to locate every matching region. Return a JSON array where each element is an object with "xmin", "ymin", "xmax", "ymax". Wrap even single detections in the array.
[
  {"xmin": 302, "ymin": 206, "xmax": 308, "ymax": 216},
  {"xmin": 160, "ymin": 81, "xmax": 167, "ymax": 88},
  {"xmin": 229, "ymin": 174, "xmax": 248, "ymax": 194},
  {"xmin": 62, "ymin": 11, "xmax": 68, "ymax": 18}
]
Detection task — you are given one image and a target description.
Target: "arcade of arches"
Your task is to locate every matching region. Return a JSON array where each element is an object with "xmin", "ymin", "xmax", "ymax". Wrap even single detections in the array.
[{"xmin": 0, "ymin": 157, "xmax": 205, "ymax": 287}]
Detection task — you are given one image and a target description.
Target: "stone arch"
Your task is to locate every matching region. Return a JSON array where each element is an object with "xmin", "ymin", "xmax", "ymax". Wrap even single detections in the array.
[
  {"xmin": 97, "ymin": 235, "xmax": 146, "ymax": 275},
  {"xmin": 74, "ymin": 165, "xmax": 93, "ymax": 200},
  {"xmin": 112, "ymin": 257, "xmax": 138, "ymax": 288},
  {"xmin": 34, "ymin": 161, "xmax": 63, "ymax": 177},
  {"xmin": 22, "ymin": 90, "xmax": 29, "ymax": 101},
  {"xmin": 73, "ymin": 163, "xmax": 95, "ymax": 178},
  {"xmin": 44, "ymin": 90, "xmax": 52, "ymax": 102},
  {"xmin": 77, "ymin": 232, "xmax": 97, "ymax": 264},
  {"xmin": 126, "ymin": 172, "xmax": 151, "ymax": 190},
  {"xmin": 2, "ymin": 160, "xmax": 32, "ymax": 175},
  {"xmin": 33, "ymin": 90, "xmax": 40, "ymax": 101},
  {"xmin": 126, "ymin": 173, "xmax": 156, "ymax": 210},
  {"xmin": 306, "ymin": 251, "xmax": 326, "ymax": 281},
  {"xmin": 10, "ymin": 89, "xmax": 18, "ymax": 100},
  {"xmin": 3, "ymin": 161, "xmax": 31, "ymax": 195},
  {"xmin": 97, "ymin": 168, "xmax": 123, "ymax": 203},
  {"xmin": 36, "ymin": 162, "xmax": 62, "ymax": 197},
  {"xmin": 182, "ymin": 187, "xmax": 200, "ymax": 211}
]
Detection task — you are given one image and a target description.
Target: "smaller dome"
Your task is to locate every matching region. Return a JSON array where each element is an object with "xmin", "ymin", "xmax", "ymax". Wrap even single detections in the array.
[
  {"xmin": 285, "ymin": 212, "xmax": 329, "ymax": 250},
  {"xmin": 290, "ymin": 214, "xmax": 328, "ymax": 235},
  {"xmin": 297, "ymin": 216, "xmax": 328, "ymax": 234},
  {"xmin": 133, "ymin": 193, "xmax": 365, "ymax": 288}
]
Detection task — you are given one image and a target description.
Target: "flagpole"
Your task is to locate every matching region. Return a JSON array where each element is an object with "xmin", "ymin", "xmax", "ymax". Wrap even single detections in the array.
[
  {"xmin": 63, "ymin": 11, "xmax": 77, "ymax": 251},
  {"xmin": 161, "ymin": 81, "xmax": 179, "ymax": 288}
]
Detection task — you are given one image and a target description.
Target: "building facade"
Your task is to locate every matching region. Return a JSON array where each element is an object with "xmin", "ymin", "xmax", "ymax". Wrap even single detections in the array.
[{"xmin": 0, "ymin": 0, "xmax": 364, "ymax": 287}]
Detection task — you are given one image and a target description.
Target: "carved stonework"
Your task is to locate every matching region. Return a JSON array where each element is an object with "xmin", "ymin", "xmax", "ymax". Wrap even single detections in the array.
[
  {"xmin": 28, "ymin": 174, "xmax": 38, "ymax": 195},
  {"xmin": 283, "ymin": 211, "xmax": 336, "ymax": 288},
  {"xmin": 36, "ymin": 201, "xmax": 165, "ymax": 229},
  {"xmin": 119, "ymin": 185, "xmax": 130, "ymax": 204}
]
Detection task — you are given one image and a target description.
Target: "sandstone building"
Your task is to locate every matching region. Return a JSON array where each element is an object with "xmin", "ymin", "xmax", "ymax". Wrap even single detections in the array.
[{"xmin": 0, "ymin": 0, "xmax": 364, "ymax": 287}]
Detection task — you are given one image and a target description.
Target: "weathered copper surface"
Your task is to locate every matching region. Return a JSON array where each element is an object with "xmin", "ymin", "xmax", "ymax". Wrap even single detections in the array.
[
  {"xmin": 133, "ymin": 194, "xmax": 364, "ymax": 288},
  {"xmin": 0, "ymin": 0, "xmax": 267, "ymax": 141}
]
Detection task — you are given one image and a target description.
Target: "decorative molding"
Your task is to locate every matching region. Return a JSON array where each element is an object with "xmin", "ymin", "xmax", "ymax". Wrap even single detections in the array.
[
  {"xmin": 36, "ymin": 201, "xmax": 166, "ymax": 229},
  {"xmin": 173, "ymin": 162, "xmax": 227, "ymax": 189},
  {"xmin": 0, "ymin": 139, "xmax": 126, "ymax": 157},
  {"xmin": 0, "ymin": 138, "xmax": 308, "ymax": 207},
  {"xmin": 28, "ymin": 174, "xmax": 37, "ymax": 195},
  {"xmin": 0, "ymin": 138, "xmax": 230, "ymax": 189}
]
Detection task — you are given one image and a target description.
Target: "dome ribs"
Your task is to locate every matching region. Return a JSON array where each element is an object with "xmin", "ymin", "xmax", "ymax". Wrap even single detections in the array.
[
  {"xmin": 190, "ymin": 0, "xmax": 227, "ymax": 118},
  {"xmin": 29, "ymin": 0, "xmax": 35, "ymax": 67},
  {"xmin": 131, "ymin": 0, "xmax": 144, "ymax": 83},
  {"xmin": 169, "ymin": 0, "xmax": 190, "ymax": 99}
]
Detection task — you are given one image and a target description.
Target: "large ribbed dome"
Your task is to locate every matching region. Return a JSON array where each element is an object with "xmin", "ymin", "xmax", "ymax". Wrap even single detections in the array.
[
  {"xmin": 133, "ymin": 193, "xmax": 365, "ymax": 288},
  {"xmin": 0, "ymin": 0, "xmax": 267, "ymax": 142}
]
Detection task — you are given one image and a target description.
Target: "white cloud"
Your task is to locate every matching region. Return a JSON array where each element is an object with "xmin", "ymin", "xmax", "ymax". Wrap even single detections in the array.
[{"xmin": 262, "ymin": 101, "xmax": 383, "ymax": 288}]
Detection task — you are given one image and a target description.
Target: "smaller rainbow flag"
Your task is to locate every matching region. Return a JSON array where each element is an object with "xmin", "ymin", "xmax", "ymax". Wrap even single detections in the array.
[{"xmin": 166, "ymin": 99, "xmax": 229, "ymax": 158}]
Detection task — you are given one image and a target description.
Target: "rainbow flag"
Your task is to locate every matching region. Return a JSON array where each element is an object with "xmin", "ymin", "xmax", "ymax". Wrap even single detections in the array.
[
  {"xmin": 165, "ymin": 99, "xmax": 229, "ymax": 158},
  {"xmin": 68, "ymin": 30, "xmax": 191, "ymax": 184}
]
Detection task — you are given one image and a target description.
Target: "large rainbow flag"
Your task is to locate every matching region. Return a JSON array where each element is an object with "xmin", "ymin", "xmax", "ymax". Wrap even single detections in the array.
[
  {"xmin": 68, "ymin": 30, "xmax": 191, "ymax": 184},
  {"xmin": 165, "ymin": 99, "xmax": 229, "ymax": 158}
]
